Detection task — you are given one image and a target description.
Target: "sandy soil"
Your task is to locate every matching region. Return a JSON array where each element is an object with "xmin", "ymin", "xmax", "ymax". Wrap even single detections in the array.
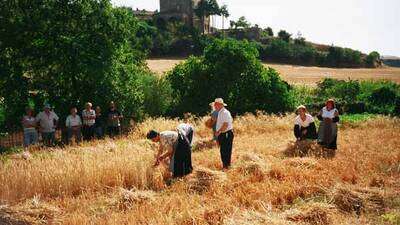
[{"xmin": 147, "ymin": 58, "xmax": 400, "ymax": 85}]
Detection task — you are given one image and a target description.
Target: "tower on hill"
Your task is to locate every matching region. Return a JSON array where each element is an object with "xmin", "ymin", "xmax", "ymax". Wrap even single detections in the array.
[{"xmin": 159, "ymin": 0, "xmax": 210, "ymax": 32}]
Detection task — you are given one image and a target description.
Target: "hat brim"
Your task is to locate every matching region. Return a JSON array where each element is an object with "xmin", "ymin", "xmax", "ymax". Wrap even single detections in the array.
[{"xmin": 210, "ymin": 102, "xmax": 227, "ymax": 106}]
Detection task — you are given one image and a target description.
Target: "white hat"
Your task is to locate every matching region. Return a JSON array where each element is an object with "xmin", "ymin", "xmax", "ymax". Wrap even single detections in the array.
[{"xmin": 210, "ymin": 98, "xmax": 227, "ymax": 107}]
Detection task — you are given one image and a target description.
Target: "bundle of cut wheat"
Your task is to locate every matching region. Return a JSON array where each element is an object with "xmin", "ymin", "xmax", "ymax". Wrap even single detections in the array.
[
  {"xmin": 331, "ymin": 185, "xmax": 385, "ymax": 215},
  {"xmin": 186, "ymin": 168, "xmax": 228, "ymax": 194},
  {"xmin": 285, "ymin": 202, "xmax": 334, "ymax": 225},
  {"xmin": 117, "ymin": 188, "xmax": 156, "ymax": 210},
  {"xmin": 284, "ymin": 141, "xmax": 325, "ymax": 158}
]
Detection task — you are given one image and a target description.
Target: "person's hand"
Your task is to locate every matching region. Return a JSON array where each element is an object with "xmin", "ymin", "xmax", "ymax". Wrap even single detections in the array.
[
  {"xmin": 153, "ymin": 158, "xmax": 160, "ymax": 167},
  {"xmin": 215, "ymin": 131, "xmax": 220, "ymax": 137},
  {"xmin": 302, "ymin": 130, "xmax": 307, "ymax": 135}
]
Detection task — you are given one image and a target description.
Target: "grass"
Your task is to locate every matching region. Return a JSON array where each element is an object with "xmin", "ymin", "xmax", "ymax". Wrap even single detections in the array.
[{"xmin": 0, "ymin": 114, "xmax": 399, "ymax": 224}]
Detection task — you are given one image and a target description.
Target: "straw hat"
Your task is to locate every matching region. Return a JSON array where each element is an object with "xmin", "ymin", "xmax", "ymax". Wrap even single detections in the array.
[
  {"xmin": 296, "ymin": 105, "xmax": 307, "ymax": 113},
  {"xmin": 209, "ymin": 98, "xmax": 227, "ymax": 107}
]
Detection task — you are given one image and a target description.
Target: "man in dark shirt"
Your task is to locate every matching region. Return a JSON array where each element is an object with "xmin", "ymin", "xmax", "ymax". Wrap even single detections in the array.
[{"xmin": 107, "ymin": 101, "xmax": 123, "ymax": 138}]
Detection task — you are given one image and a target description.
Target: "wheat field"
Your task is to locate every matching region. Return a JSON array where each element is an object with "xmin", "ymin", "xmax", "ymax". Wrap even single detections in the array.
[
  {"xmin": 0, "ymin": 114, "xmax": 399, "ymax": 225},
  {"xmin": 147, "ymin": 58, "xmax": 400, "ymax": 85}
]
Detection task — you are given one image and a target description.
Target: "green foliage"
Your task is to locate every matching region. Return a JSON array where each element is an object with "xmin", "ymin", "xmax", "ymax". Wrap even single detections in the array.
[
  {"xmin": 278, "ymin": 30, "xmax": 292, "ymax": 42},
  {"xmin": 0, "ymin": 1, "xmax": 165, "ymax": 130},
  {"xmin": 139, "ymin": 75, "xmax": 173, "ymax": 118},
  {"xmin": 167, "ymin": 39, "xmax": 293, "ymax": 115},
  {"xmin": 317, "ymin": 79, "xmax": 361, "ymax": 103},
  {"xmin": 265, "ymin": 27, "xmax": 274, "ymax": 36},
  {"xmin": 305, "ymin": 79, "xmax": 400, "ymax": 115},
  {"xmin": 230, "ymin": 16, "xmax": 251, "ymax": 29},
  {"xmin": 326, "ymin": 46, "xmax": 362, "ymax": 67},
  {"xmin": 340, "ymin": 113, "xmax": 376, "ymax": 124},
  {"xmin": 195, "ymin": 0, "xmax": 220, "ymax": 34},
  {"xmin": 365, "ymin": 51, "xmax": 381, "ymax": 68}
]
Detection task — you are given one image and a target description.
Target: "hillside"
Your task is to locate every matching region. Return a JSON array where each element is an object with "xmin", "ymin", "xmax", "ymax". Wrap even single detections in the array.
[
  {"xmin": 1, "ymin": 114, "xmax": 399, "ymax": 224},
  {"xmin": 382, "ymin": 56, "xmax": 400, "ymax": 68},
  {"xmin": 147, "ymin": 58, "xmax": 400, "ymax": 85}
]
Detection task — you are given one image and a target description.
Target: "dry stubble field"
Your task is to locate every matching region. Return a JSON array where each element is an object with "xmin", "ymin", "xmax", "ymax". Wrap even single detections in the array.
[
  {"xmin": 147, "ymin": 58, "xmax": 400, "ymax": 85},
  {"xmin": 0, "ymin": 114, "xmax": 399, "ymax": 225}
]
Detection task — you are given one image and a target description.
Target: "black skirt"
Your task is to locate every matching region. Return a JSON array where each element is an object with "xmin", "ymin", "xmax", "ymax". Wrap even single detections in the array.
[{"xmin": 173, "ymin": 132, "xmax": 193, "ymax": 178}]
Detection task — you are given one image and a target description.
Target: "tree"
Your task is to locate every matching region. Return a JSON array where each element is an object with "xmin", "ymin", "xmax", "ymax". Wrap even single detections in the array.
[
  {"xmin": 278, "ymin": 30, "xmax": 292, "ymax": 42},
  {"xmin": 365, "ymin": 51, "xmax": 381, "ymax": 68},
  {"xmin": 219, "ymin": 4, "xmax": 230, "ymax": 31},
  {"xmin": 0, "ymin": 1, "xmax": 161, "ymax": 129},
  {"xmin": 230, "ymin": 16, "xmax": 251, "ymax": 29},
  {"xmin": 166, "ymin": 39, "xmax": 293, "ymax": 115},
  {"xmin": 194, "ymin": 0, "xmax": 220, "ymax": 34},
  {"xmin": 265, "ymin": 27, "xmax": 274, "ymax": 36}
]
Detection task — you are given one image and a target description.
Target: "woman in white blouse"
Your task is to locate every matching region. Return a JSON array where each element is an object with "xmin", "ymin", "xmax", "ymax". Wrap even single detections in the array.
[
  {"xmin": 293, "ymin": 105, "xmax": 317, "ymax": 141},
  {"xmin": 317, "ymin": 99, "xmax": 340, "ymax": 151}
]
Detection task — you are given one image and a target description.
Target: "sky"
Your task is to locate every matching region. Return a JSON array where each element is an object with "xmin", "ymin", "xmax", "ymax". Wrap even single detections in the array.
[{"xmin": 112, "ymin": 0, "xmax": 400, "ymax": 56}]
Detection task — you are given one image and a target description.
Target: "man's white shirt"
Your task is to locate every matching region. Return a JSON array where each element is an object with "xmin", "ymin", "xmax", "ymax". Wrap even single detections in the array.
[{"xmin": 216, "ymin": 108, "xmax": 233, "ymax": 133}]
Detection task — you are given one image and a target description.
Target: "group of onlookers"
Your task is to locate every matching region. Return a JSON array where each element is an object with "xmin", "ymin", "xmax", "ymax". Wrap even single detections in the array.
[{"xmin": 22, "ymin": 101, "xmax": 123, "ymax": 147}]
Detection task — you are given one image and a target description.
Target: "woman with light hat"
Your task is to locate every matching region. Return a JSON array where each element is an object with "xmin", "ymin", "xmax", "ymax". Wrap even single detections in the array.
[
  {"xmin": 212, "ymin": 98, "xmax": 234, "ymax": 169},
  {"xmin": 317, "ymin": 99, "xmax": 340, "ymax": 151},
  {"xmin": 293, "ymin": 105, "xmax": 317, "ymax": 141}
]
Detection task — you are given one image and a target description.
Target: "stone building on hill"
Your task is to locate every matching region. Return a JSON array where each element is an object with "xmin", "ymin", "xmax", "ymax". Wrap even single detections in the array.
[{"xmin": 159, "ymin": 0, "xmax": 210, "ymax": 32}]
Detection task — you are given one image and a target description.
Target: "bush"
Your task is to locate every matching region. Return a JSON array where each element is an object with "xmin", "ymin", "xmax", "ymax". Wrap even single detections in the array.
[
  {"xmin": 368, "ymin": 86, "xmax": 398, "ymax": 114},
  {"xmin": 311, "ymin": 78, "xmax": 400, "ymax": 115},
  {"xmin": 139, "ymin": 75, "xmax": 173, "ymax": 118},
  {"xmin": 166, "ymin": 39, "xmax": 293, "ymax": 115}
]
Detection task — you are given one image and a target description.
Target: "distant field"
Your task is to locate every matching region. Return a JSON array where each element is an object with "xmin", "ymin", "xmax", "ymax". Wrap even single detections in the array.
[{"xmin": 147, "ymin": 58, "xmax": 400, "ymax": 85}]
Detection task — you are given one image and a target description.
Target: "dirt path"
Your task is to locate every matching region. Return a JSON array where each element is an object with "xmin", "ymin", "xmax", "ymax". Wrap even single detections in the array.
[{"xmin": 147, "ymin": 58, "xmax": 400, "ymax": 85}]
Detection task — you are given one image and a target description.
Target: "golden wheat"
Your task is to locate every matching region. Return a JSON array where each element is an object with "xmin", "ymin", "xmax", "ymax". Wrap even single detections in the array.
[{"xmin": 0, "ymin": 114, "xmax": 399, "ymax": 225}]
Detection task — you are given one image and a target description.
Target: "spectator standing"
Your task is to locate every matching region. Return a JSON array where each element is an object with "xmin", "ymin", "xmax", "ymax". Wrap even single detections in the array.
[
  {"xmin": 82, "ymin": 102, "xmax": 96, "ymax": 141},
  {"xmin": 107, "ymin": 101, "xmax": 123, "ymax": 138},
  {"xmin": 66, "ymin": 107, "xmax": 82, "ymax": 144},
  {"xmin": 22, "ymin": 107, "xmax": 38, "ymax": 147},
  {"xmin": 36, "ymin": 104, "xmax": 59, "ymax": 146},
  {"xmin": 94, "ymin": 106, "xmax": 105, "ymax": 139}
]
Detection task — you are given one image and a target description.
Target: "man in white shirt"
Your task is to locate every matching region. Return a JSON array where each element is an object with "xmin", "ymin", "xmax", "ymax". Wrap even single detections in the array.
[
  {"xmin": 82, "ymin": 102, "xmax": 96, "ymax": 141},
  {"xmin": 66, "ymin": 107, "xmax": 82, "ymax": 144},
  {"xmin": 212, "ymin": 98, "xmax": 234, "ymax": 169},
  {"xmin": 36, "ymin": 104, "xmax": 59, "ymax": 146}
]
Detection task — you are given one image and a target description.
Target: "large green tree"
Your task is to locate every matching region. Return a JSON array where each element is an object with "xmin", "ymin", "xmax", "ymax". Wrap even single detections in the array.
[
  {"xmin": 166, "ymin": 39, "xmax": 293, "ymax": 115},
  {"xmin": 0, "ymin": 0, "xmax": 158, "ymax": 129}
]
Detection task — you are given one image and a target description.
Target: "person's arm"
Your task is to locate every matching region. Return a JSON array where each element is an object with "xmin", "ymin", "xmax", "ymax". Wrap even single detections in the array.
[
  {"xmin": 78, "ymin": 116, "xmax": 82, "ymax": 128},
  {"xmin": 53, "ymin": 113, "xmax": 59, "ymax": 129},
  {"xmin": 157, "ymin": 146, "xmax": 174, "ymax": 162},
  {"xmin": 66, "ymin": 117, "xmax": 70, "ymax": 128},
  {"xmin": 317, "ymin": 110, "xmax": 323, "ymax": 121},
  {"xmin": 333, "ymin": 110, "xmax": 340, "ymax": 123},
  {"xmin": 216, "ymin": 122, "xmax": 228, "ymax": 137}
]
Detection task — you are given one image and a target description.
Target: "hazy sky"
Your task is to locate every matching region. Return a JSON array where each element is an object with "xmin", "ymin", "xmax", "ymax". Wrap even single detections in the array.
[{"xmin": 112, "ymin": 0, "xmax": 400, "ymax": 56}]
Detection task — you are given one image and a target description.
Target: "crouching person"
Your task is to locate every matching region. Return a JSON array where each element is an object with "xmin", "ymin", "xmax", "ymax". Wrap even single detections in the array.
[
  {"xmin": 147, "ymin": 129, "xmax": 193, "ymax": 179},
  {"xmin": 294, "ymin": 105, "xmax": 317, "ymax": 141}
]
